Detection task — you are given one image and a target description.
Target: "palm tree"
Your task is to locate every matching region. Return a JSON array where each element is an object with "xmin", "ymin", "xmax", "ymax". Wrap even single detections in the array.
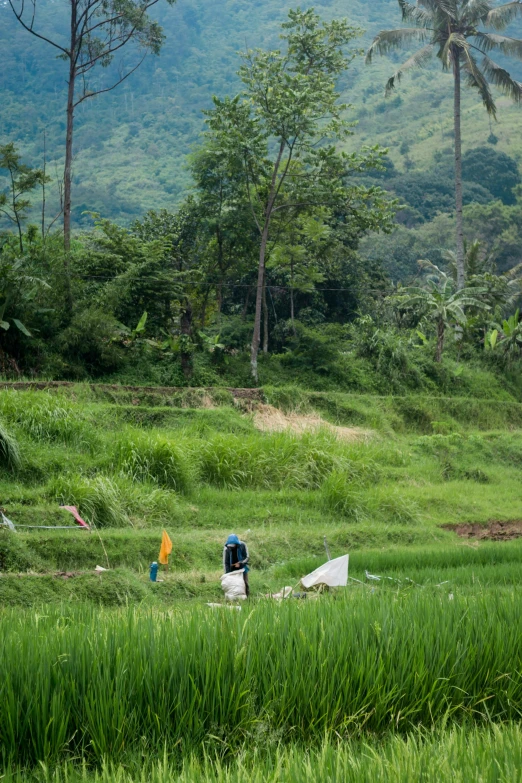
[
  {"xmin": 397, "ymin": 272, "xmax": 489, "ymax": 360},
  {"xmin": 366, "ymin": 1, "xmax": 522, "ymax": 291}
]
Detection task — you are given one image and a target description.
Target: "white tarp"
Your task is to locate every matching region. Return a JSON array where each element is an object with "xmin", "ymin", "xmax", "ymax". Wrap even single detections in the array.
[
  {"xmin": 221, "ymin": 569, "xmax": 247, "ymax": 600},
  {"xmin": 301, "ymin": 555, "xmax": 349, "ymax": 589}
]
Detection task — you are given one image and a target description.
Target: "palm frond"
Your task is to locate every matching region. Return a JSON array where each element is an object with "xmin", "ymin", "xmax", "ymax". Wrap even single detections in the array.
[
  {"xmin": 440, "ymin": 32, "xmax": 469, "ymax": 69},
  {"xmin": 463, "ymin": 0, "xmax": 494, "ymax": 25},
  {"xmin": 417, "ymin": 0, "xmax": 440, "ymax": 11},
  {"xmin": 366, "ymin": 28, "xmax": 430, "ymax": 64},
  {"xmin": 385, "ymin": 44, "xmax": 435, "ymax": 94},
  {"xmin": 481, "ymin": 53, "xmax": 522, "ymax": 101},
  {"xmin": 462, "ymin": 51, "xmax": 497, "ymax": 115},
  {"xmin": 454, "ymin": 296, "xmax": 490, "ymax": 309},
  {"xmin": 486, "ymin": 1, "xmax": 522, "ymax": 31},
  {"xmin": 474, "ymin": 32, "xmax": 522, "ymax": 61},
  {"xmin": 437, "ymin": 0, "xmax": 459, "ymax": 21},
  {"xmin": 398, "ymin": 0, "xmax": 435, "ymax": 26}
]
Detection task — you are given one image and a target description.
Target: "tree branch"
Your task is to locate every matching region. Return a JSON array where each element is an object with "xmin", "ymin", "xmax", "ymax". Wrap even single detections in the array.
[
  {"xmin": 7, "ymin": 0, "xmax": 69, "ymax": 54},
  {"xmin": 74, "ymin": 54, "xmax": 148, "ymax": 105}
]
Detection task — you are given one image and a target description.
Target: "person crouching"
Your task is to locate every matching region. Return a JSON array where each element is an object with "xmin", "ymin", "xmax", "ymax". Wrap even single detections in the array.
[{"xmin": 223, "ymin": 534, "xmax": 250, "ymax": 597}]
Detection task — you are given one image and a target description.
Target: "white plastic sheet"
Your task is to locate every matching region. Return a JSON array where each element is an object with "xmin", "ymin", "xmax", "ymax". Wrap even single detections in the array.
[
  {"xmin": 221, "ymin": 569, "xmax": 247, "ymax": 600},
  {"xmin": 301, "ymin": 555, "xmax": 349, "ymax": 589}
]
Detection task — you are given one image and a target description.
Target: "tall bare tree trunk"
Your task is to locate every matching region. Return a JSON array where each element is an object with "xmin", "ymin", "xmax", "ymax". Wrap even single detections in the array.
[
  {"xmin": 453, "ymin": 52, "xmax": 465, "ymax": 291},
  {"xmin": 262, "ymin": 274, "xmax": 269, "ymax": 354},
  {"xmin": 250, "ymin": 141, "xmax": 285, "ymax": 381},
  {"xmin": 251, "ymin": 222, "xmax": 269, "ymax": 380},
  {"xmin": 180, "ymin": 299, "xmax": 193, "ymax": 380},
  {"xmin": 290, "ymin": 258, "xmax": 296, "ymax": 335},
  {"xmin": 435, "ymin": 319, "xmax": 445, "ymax": 363},
  {"xmin": 241, "ymin": 286, "xmax": 251, "ymax": 320},
  {"xmin": 63, "ymin": 11, "xmax": 76, "ymax": 311}
]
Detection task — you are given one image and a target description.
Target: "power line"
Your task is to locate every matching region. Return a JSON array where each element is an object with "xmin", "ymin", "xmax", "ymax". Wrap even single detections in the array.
[{"xmin": 72, "ymin": 274, "xmax": 390, "ymax": 293}]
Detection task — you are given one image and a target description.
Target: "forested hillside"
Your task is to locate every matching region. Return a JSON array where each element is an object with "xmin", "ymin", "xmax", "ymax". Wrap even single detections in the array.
[
  {"xmin": 0, "ymin": 1, "xmax": 521, "ymax": 387},
  {"xmin": 1, "ymin": 0, "xmax": 521, "ymax": 225}
]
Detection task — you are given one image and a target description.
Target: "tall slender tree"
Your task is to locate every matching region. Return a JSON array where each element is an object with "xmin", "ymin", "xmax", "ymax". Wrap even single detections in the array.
[
  {"xmin": 8, "ymin": 0, "xmax": 174, "ymax": 306},
  {"xmin": 366, "ymin": 0, "xmax": 522, "ymax": 290},
  {"xmin": 205, "ymin": 9, "xmax": 392, "ymax": 381}
]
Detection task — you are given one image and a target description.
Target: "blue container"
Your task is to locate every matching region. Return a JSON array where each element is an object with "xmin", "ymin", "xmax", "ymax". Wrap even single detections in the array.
[{"xmin": 149, "ymin": 561, "xmax": 159, "ymax": 582}]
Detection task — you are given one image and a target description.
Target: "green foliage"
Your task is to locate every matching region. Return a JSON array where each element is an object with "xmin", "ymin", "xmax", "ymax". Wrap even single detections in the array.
[
  {"xmin": 0, "ymin": 143, "xmax": 48, "ymax": 252},
  {"xmin": 114, "ymin": 431, "xmax": 194, "ymax": 493},
  {"xmin": 0, "ymin": 529, "xmax": 41, "ymax": 571},
  {"xmin": 463, "ymin": 146, "xmax": 521, "ymax": 205},
  {"xmin": 4, "ymin": 726, "xmax": 522, "ymax": 782},
  {"xmin": 0, "ymin": 418, "xmax": 21, "ymax": 470},
  {"xmin": 0, "ymin": 594, "xmax": 521, "ymax": 767},
  {"xmin": 0, "ymin": 391, "xmax": 96, "ymax": 448},
  {"xmin": 46, "ymin": 474, "xmax": 131, "ymax": 528}
]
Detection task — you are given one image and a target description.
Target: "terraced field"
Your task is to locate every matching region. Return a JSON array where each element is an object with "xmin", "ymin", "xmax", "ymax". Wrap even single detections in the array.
[{"xmin": 0, "ymin": 383, "xmax": 521, "ymax": 781}]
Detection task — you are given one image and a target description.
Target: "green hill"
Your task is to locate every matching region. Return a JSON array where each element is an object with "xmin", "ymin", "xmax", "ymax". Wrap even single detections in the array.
[{"xmin": 1, "ymin": 0, "xmax": 521, "ymax": 225}]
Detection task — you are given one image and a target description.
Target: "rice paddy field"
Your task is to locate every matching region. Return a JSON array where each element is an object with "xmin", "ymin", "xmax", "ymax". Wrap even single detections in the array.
[{"xmin": 0, "ymin": 382, "xmax": 521, "ymax": 780}]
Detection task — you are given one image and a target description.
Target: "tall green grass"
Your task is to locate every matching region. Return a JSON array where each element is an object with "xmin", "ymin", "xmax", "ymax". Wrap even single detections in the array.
[
  {"xmin": 196, "ymin": 432, "xmax": 379, "ymax": 490},
  {"xmin": 4, "ymin": 725, "xmax": 522, "ymax": 782},
  {"xmin": 0, "ymin": 594, "xmax": 520, "ymax": 766},
  {"xmin": 46, "ymin": 474, "xmax": 130, "ymax": 527},
  {"xmin": 114, "ymin": 431, "xmax": 194, "ymax": 493},
  {"xmin": 0, "ymin": 392, "xmax": 97, "ymax": 449},
  {"xmin": 0, "ymin": 419, "xmax": 21, "ymax": 470},
  {"xmin": 46, "ymin": 474, "xmax": 181, "ymax": 528}
]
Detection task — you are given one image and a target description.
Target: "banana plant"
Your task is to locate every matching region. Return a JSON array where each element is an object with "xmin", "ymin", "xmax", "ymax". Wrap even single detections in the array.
[
  {"xmin": 112, "ymin": 311, "xmax": 148, "ymax": 345},
  {"xmin": 486, "ymin": 310, "xmax": 522, "ymax": 358},
  {"xmin": 0, "ymin": 258, "xmax": 49, "ymax": 339},
  {"xmin": 198, "ymin": 332, "xmax": 225, "ymax": 354}
]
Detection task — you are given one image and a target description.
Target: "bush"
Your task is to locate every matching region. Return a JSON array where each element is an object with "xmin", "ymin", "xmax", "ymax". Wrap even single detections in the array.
[
  {"xmin": 277, "ymin": 321, "xmax": 340, "ymax": 373},
  {"xmin": 56, "ymin": 308, "xmax": 125, "ymax": 378}
]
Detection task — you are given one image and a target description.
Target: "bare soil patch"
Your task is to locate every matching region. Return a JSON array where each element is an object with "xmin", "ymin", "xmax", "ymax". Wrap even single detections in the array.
[
  {"xmin": 252, "ymin": 403, "xmax": 371, "ymax": 442},
  {"xmin": 443, "ymin": 520, "xmax": 522, "ymax": 541}
]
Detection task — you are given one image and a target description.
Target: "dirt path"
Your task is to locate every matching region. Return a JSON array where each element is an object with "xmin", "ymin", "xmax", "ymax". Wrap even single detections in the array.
[{"xmin": 443, "ymin": 521, "xmax": 522, "ymax": 541}]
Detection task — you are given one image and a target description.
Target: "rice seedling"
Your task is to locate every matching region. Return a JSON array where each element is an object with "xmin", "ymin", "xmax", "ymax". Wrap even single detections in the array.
[
  {"xmin": 0, "ymin": 592, "xmax": 520, "ymax": 767},
  {"xmin": 4, "ymin": 724, "xmax": 522, "ymax": 782},
  {"xmin": 0, "ymin": 419, "xmax": 21, "ymax": 470}
]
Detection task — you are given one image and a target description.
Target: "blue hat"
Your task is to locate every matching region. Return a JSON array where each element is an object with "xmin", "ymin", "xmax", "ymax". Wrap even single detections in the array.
[{"xmin": 226, "ymin": 534, "xmax": 240, "ymax": 546}]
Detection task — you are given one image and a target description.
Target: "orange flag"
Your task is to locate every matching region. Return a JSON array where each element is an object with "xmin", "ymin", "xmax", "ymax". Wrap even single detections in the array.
[{"xmin": 158, "ymin": 530, "xmax": 173, "ymax": 566}]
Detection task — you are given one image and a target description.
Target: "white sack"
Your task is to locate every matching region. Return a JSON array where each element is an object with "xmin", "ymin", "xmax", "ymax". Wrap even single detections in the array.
[
  {"xmin": 301, "ymin": 555, "xmax": 349, "ymax": 589},
  {"xmin": 221, "ymin": 569, "xmax": 247, "ymax": 601}
]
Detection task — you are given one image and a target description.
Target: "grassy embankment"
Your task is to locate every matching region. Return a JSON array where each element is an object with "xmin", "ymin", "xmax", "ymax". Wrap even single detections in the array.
[
  {"xmin": 1, "ymin": 383, "xmax": 521, "ymax": 781},
  {"xmin": 0, "ymin": 383, "xmax": 521, "ymax": 604}
]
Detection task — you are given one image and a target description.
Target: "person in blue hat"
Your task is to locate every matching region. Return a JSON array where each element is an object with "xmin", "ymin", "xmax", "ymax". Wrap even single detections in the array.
[{"xmin": 223, "ymin": 534, "xmax": 250, "ymax": 597}]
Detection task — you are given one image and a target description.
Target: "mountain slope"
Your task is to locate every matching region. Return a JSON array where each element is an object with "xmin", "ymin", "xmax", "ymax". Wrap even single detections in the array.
[{"xmin": 0, "ymin": 0, "xmax": 521, "ymax": 224}]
